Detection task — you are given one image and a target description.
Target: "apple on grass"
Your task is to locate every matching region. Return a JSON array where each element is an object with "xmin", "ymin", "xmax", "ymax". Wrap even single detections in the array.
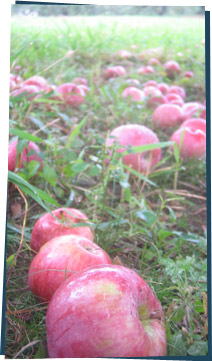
[
  {"xmin": 22, "ymin": 75, "xmax": 48, "ymax": 91},
  {"xmin": 163, "ymin": 60, "xmax": 181, "ymax": 79},
  {"xmin": 106, "ymin": 124, "xmax": 161, "ymax": 173},
  {"xmin": 28, "ymin": 235, "xmax": 112, "ymax": 302},
  {"xmin": 170, "ymin": 126, "xmax": 206, "ymax": 159},
  {"xmin": 122, "ymin": 87, "xmax": 145, "ymax": 102},
  {"xmin": 10, "ymin": 84, "xmax": 41, "ymax": 100},
  {"xmin": 56, "ymin": 83, "xmax": 85, "ymax": 107},
  {"xmin": 180, "ymin": 118, "xmax": 206, "ymax": 134},
  {"xmin": 30, "ymin": 207, "xmax": 94, "ymax": 252},
  {"xmin": 46, "ymin": 264, "xmax": 166, "ymax": 358},
  {"xmin": 153, "ymin": 103, "xmax": 183, "ymax": 128},
  {"xmin": 103, "ymin": 66, "xmax": 126, "ymax": 79},
  {"xmin": 182, "ymin": 102, "xmax": 206, "ymax": 121},
  {"xmin": 8, "ymin": 139, "xmax": 42, "ymax": 172},
  {"xmin": 156, "ymin": 83, "xmax": 170, "ymax": 95}
]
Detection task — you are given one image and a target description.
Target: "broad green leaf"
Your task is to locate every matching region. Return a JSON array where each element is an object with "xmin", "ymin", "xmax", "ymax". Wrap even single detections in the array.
[
  {"xmin": 43, "ymin": 166, "xmax": 57, "ymax": 187},
  {"xmin": 168, "ymin": 333, "xmax": 187, "ymax": 356},
  {"xmin": 27, "ymin": 160, "xmax": 41, "ymax": 178},
  {"xmin": 71, "ymin": 162, "xmax": 88, "ymax": 173},
  {"xmin": 135, "ymin": 210, "xmax": 156, "ymax": 225},
  {"xmin": 89, "ymin": 164, "xmax": 101, "ymax": 176},
  {"xmin": 188, "ymin": 341, "xmax": 208, "ymax": 356}
]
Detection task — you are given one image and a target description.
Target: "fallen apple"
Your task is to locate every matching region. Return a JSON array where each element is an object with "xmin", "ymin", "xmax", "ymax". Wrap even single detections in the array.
[
  {"xmin": 8, "ymin": 139, "xmax": 42, "ymax": 172},
  {"xmin": 167, "ymin": 85, "xmax": 186, "ymax": 100},
  {"xmin": 164, "ymin": 60, "xmax": 181, "ymax": 79},
  {"xmin": 148, "ymin": 57, "xmax": 161, "ymax": 66},
  {"xmin": 104, "ymin": 66, "xmax": 126, "ymax": 79},
  {"xmin": 164, "ymin": 93, "xmax": 184, "ymax": 107},
  {"xmin": 138, "ymin": 65, "xmax": 154, "ymax": 74},
  {"xmin": 23, "ymin": 75, "xmax": 48, "ymax": 91},
  {"xmin": 142, "ymin": 86, "xmax": 165, "ymax": 108},
  {"xmin": 180, "ymin": 118, "xmax": 206, "ymax": 134},
  {"xmin": 125, "ymin": 78, "xmax": 140, "ymax": 86},
  {"xmin": 184, "ymin": 71, "xmax": 194, "ymax": 78},
  {"xmin": 156, "ymin": 83, "xmax": 170, "ymax": 95},
  {"xmin": 56, "ymin": 83, "xmax": 85, "ymax": 107},
  {"xmin": 152, "ymin": 104, "xmax": 183, "ymax": 128},
  {"xmin": 30, "ymin": 207, "xmax": 94, "ymax": 252},
  {"xmin": 116, "ymin": 49, "xmax": 132, "ymax": 59},
  {"xmin": 28, "ymin": 235, "xmax": 112, "ymax": 302},
  {"xmin": 10, "ymin": 84, "xmax": 41, "ymax": 100},
  {"xmin": 182, "ymin": 102, "xmax": 206, "ymax": 121},
  {"xmin": 106, "ymin": 124, "xmax": 161, "ymax": 173},
  {"xmin": 144, "ymin": 80, "xmax": 158, "ymax": 87},
  {"xmin": 122, "ymin": 87, "xmax": 145, "ymax": 102},
  {"xmin": 46, "ymin": 264, "xmax": 167, "ymax": 357},
  {"xmin": 72, "ymin": 77, "xmax": 88, "ymax": 86},
  {"xmin": 170, "ymin": 127, "xmax": 206, "ymax": 159}
]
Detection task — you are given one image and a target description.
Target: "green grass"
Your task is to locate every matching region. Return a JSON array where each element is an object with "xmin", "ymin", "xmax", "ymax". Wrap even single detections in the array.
[{"xmin": 6, "ymin": 15, "xmax": 207, "ymax": 358}]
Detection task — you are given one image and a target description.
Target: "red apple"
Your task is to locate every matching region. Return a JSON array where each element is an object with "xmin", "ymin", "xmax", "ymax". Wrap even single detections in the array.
[
  {"xmin": 122, "ymin": 87, "xmax": 145, "ymax": 102},
  {"xmin": 77, "ymin": 84, "xmax": 90, "ymax": 96},
  {"xmin": 148, "ymin": 58, "xmax": 161, "ymax": 66},
  {"xmin": 10, "ymin": 73, "xmax": 22, "ymax": 86},
  {"xmin": 153, "ymin": 104, "xmax": 183, "ymax": 128},
  {"xmin": 56, "ymin": 83, "xmax": 85, "ymax": 107},
  {"xmin": 125, "ymin": 78, "xmax": 140, "ymax": 86},
  {"xmin": 23, "ymin": 75, "xmax": 48, "ymax": 90},
  {"xmin": 184, "ymin": 71, "xmax": 194, "ymax": 78},
  {"xmin": 170, "ymin": 127, "xmax": 206, "ymax": 159},
  {"xmin": 28, "ymin": 235, "xmax": 112, "ymax": 302},
  {"xmin": 104, "ymin": 66, "xmax": 126, "ymax": 79},
  {"xmin": 116, "ymin": 50, "xmax": 132, "ymax": 59},
  {"xmin": 8, "ymin": 139, "xmax": 42, "ymax": 172},
  {"xmin": 72, "ymin": 77, "xmax": 88, "ymax": 86},
  {"xmin": 14, "ymin": 65, "xmax": 21, "ymax": 72},
  {"xmin": 164, "ymin": 60, "xmax": 181, "ymax": 79},
  {"xmin": 46, "ymin": 264, "xmax": 166, "ymax": 357},
  {"xmin": 147, "ymin": 94, "xmax": 166, "ymax": 109},
  {"xmin": 156, "ymin": 83, "xmax": 170, "ymax": 95},
  {"xmin": 180, "ymin": 118, "xmax": 206, "ymax": 134},
  {"xmin": 138, "ymin": 65, "xmax": 154, "ymax": 74},
  {"xmin": 10, "ymin": 78, "xmax": 17, "ymax": 90},
  {"xmin": 143, "ymin": 86, "xmax": 162, "ymax": 98},
  {"xmin": 164, "ymin": 93, "xmax": 184, "ymax": 107},
  {"xmin": 143, "ymin": 86, "xmax": 165, "ymax": 108},
  {"xmin": 106, "ymin": 124, "xmax": 161, "ymax": 173},
  {"xmin": 167, "ymin": 85, "xmax": 186, "ymax": 100},
  {"xmin": 10, "ymin": 84, "xmax": 41, "ymax": 99},
  {"xmin": 30, "ymin": 207, "xmax": 94, "ymax": 252},
  {"xmin": 144, "ymin": 80, "xmax": 157, "ymax": 87},
  {"xmin": 182, "ymin": 102, "xmax": 206, "ymax": 121}
]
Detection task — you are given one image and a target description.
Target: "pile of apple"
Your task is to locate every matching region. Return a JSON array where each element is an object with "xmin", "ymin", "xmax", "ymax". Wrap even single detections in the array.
[
  {"xmin": 10, "ymin": 48, "xmax": 206, "ymax": 357},
  {"xmin": 103, "ymin": 56, "xmax": 206, "ymax": 161},
  {"xmin": 27, "ymin": 207, "xmax": 167, "ymax": 357},
  {"xmin": 10, "ymin": 74, "xmax": 90, "ymax": 108}
]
